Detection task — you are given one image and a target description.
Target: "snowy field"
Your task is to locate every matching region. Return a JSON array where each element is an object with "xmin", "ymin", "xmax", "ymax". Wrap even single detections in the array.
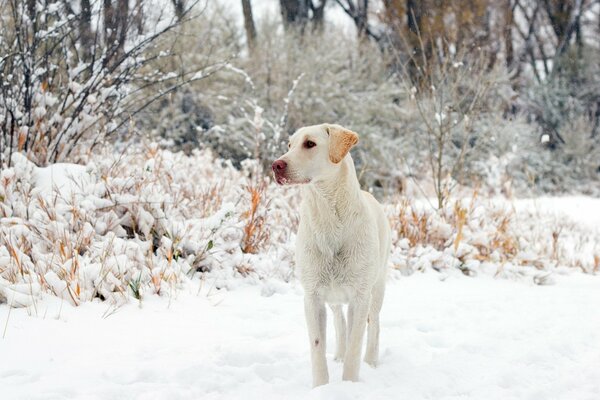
[{"xmin": 2, "ymin": 272, "xmax": 599, "ymax": 400}]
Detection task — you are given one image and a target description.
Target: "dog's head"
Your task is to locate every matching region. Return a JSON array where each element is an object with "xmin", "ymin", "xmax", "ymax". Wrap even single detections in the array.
[{"xmin": 272, "ymin": 123, "xmax": 359, "ymax": 185}]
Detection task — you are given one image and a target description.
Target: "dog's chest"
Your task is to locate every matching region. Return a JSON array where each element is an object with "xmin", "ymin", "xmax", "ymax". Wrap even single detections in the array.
[
  {"xmin": 298, "ymin": 228, "xmax": 363, "ymax": 302},
  {"xmin": 296, "ymin": 194, "xmax": 370, "ymax": 301},
  {"xmin": 317, "ymin": 252, "xmax": 359, "ymax": 303}
]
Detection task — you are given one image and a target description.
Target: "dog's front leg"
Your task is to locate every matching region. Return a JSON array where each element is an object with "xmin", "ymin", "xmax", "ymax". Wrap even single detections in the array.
[
  {"xmin": 329, "ymin": 304, "xmax": 346, "ymax": 362},
  {"xmin": 342, "ymin": 296, "xmax": 369, "ymax": 382},
  {"xmin": 304, "ymin": 293, "xmax": 328, "ymax": 387}
]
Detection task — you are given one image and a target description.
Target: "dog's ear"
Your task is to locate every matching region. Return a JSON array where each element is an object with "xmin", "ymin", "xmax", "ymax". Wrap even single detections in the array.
[{"xmin": 326, "ymin": 124, "xmax": 359, "ymax": 164}]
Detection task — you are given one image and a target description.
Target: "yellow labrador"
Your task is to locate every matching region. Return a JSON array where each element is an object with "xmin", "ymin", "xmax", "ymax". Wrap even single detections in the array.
[{"xmin": 272, "ymin": 123, "xmax": 391, "ymax": 387}]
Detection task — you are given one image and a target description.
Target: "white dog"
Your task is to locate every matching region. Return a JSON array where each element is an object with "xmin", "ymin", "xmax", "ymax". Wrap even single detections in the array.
[{"xmin": 272, "ymin": 123, "xmax": 391, "ymax": 387}]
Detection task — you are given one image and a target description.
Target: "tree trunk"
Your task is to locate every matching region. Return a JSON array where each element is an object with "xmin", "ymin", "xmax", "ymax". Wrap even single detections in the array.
[
  {"xmin": 104, "ymin": 0, "xmax": 116, "ymax": 50},
  {"xmin": 26, "ymin": 0, "xmax": 36, "ymax": 21},
  {"xmin": 171, "ymin": 0, "xmax": 186, "ymax": 21},
  {"xmin": 241, "ymin": 0, "xmax": 257, "ymax": 50},
  {"xmin": 103, "ymin": 0, "xmax": 129, "ymax": 65},
  {"xmin": 115, "ymin": 0, "xmax": 129, "ymax": 59},
  {"xmin": 135, "ymin": 0, "xmax": 144, "ymax": 35},
  {"xmin": 503, "ymin": 0, "xmax": 514, "ymax": 69},
  {"xmin": 80, "ymin": 0, "xmax": 93, "ymax": 62},
  {"xmin": 310, "ymin": 0, "xmax": 327, "ymax": 31},
  {"xmin": 279, "ymin": 0, "xmax": 309, "ymax": 30},
  {"xmin": 355, "ymin": 0, "xmax": 369, "ymax": 38},
  {"xmin": 406, "ymin": 0, "xmax": 428, "ymax": 82}
]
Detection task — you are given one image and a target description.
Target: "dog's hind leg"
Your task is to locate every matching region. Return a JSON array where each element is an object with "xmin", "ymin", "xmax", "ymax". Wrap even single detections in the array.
[
  {"xmin": 364, "ymin": 280, "xmax": 385, "ymax": 367},
  {"xmin": 329, "ymin": 304, "xmax": 346, "ymax": 362}
]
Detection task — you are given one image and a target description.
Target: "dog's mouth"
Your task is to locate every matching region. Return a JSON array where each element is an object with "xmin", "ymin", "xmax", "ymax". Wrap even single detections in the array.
[
  {"xmin": 275, "ymin": 175, "xmax": 289, "ymax": 185},
  {"xmin": 273, "ymin": 172, "xmax": 310, "ymax": 186}
]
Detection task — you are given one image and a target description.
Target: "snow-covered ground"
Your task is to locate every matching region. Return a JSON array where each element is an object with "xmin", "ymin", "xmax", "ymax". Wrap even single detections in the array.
[
  {"xmin": 2, "ymin": 272, "xmax": 599, "ymax": 400},
  {"xmin": 516, "ymin": 196, "xmax": 600, "ymax": 229}
]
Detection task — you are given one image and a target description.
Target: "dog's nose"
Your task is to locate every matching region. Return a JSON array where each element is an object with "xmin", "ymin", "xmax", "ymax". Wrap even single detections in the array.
[{"xmin": 272, "ymin": 160, "xmax": 287, "ymax": 172}]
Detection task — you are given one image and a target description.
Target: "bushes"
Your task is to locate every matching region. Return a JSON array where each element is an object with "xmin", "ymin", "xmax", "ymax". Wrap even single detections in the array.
[
  {"xmin": 0, "ymin": 144, "xmax": 296, "ymax": 307},
  {"xmin": 140, "ymin": 11, "xmax": 406, "ymax": 188},
  {"xmin": 1, "ymin": 1, "xmax": 598, "ymax": 199},
  {"xmin": 2, "ymin": 142, "xmax": 598, "ymax": 307},
  {"xmin": 0, "ymin": 0, "xmax": 212, "ymax": 167},
  {"xmin": 138, "ymin": 7, "xmax": 597, "ymax": 199},
  {"xmin": 523, "ymin": 48, "xmax": 600, "ymax": 145},
  {"xmin": 510, "ymin": 48, "xmax": 600, "ymax": 195},
  {"xmin": 388, "ymin": 193, "xmax": 600, "ymax": 277},
  {"xmin": 509, "ymin": 115, "xmax": 600, "ymax": 196}
]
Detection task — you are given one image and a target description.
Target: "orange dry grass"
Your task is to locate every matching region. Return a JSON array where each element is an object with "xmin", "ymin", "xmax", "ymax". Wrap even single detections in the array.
[
  {"xmin": 241, "ymin": 179, "xmax": 270, "ymax": 254},
  {"xmin": 453, "ymin": 202, "xmax": 467, "ymax": 252},
  {"xmin": 395, "ymin": 199, "xmax": 430, "ymax": 247},
  {"xmin": 5, "ymin": 240, "xmax": 23, "ymax": 276},
  {"xmin": 491, "ymin": 213, "xmax": 518, "ymax": 260},
  {"xmin": 151, "ymin": 271, "xmax": 163, "ymax": 294},
  {"xmin": 391, "ymin": 191, "xmax": 521, "ymax": 266},
  {"xmin": 197, "ymin": 182, "xmax": 225, "ymax": 218},
  {"xmin": 236, "ymin": 264, "xmax": 256, "ymax": 277}
]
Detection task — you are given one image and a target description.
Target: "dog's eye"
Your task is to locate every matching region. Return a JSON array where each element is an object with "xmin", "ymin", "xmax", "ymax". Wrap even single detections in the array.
[
  {"xmin": 304, "ymin": 140, "xmax": 316, "ymax": 149},
  {"xmin": 288, "ymin": 143, "xmax": 291, "ymax": 149}
]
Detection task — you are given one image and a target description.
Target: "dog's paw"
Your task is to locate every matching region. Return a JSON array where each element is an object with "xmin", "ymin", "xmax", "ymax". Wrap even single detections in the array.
[
  {"xmin": 334, "ymin": 354, "xmax": 345, "ymax": 363},
  {"xmin": 363, "ymin": 357, "xmax": 378, "ymax": 368},
  {"xmin": 312, "ymin": 376, "xmax": 329, "ymax": 388}
]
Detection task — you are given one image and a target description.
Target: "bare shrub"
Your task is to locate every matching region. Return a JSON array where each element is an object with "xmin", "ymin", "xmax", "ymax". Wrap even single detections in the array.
[
  {"xmin": 139, "ymin": 11, "xmax": 405, "ymax": 190},
  {"xmin": 510, "ymin": 115, "xmax": 600, "ymax": 195},
  {"xmin": 391, "ymin": 44, "xmax": 532, "ymax": 206},
  {"xmin": 0, "ymin": 0, "xmax": 212, "ymax": 167}
]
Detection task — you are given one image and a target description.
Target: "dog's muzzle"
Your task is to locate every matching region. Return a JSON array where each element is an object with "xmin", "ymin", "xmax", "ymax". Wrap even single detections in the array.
[{"xmin": 272, "ymin": 160, "xmax": 288, "ymax": 185}]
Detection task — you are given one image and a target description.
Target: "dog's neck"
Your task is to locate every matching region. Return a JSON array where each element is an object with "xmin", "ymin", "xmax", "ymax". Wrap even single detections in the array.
[{"xmin": 301, "ymin": 155, "xmax": 362, "ymax": 221}]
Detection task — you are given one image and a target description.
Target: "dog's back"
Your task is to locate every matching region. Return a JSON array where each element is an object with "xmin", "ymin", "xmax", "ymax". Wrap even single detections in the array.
[{"xmin": 361, "ymin": 190, "xmax": 391, "ymax": 276}]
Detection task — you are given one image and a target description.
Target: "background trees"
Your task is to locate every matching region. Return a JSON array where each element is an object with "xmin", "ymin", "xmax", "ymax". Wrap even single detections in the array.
[
  {"xmin": 1, "ymin": 0, "xmax": 598, "ymax": 197},
  {"xmin": 234, "ymin": 0, "xmax": 599, "ymax": 197}
]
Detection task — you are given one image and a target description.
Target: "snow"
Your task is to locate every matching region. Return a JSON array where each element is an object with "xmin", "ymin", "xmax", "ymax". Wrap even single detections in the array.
[
  {"xmin": 1, "ymin": 273, "xmax": 599, "ymax": 399},
  {"xmin": 516, "ymin": 196, "xmax": 600, "ymax": 230},
  {"xmin": 33, "ymin": 161, "xmax": 91, "ymax": 197}
]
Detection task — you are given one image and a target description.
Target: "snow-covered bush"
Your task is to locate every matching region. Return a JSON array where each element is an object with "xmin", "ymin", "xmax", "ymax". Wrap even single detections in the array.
[
  {"xmin": 388, "ymin": 193, "xmax": 600, "ymax": 277},
  {"xmin": 507, "ymin": 115, "xmax": 600, "ymax": 196},
  {"xmin": 523, "ymin": 48, "xmax": 600, "ymax": 145},
  {"xmin": 510, "ymin": 49, "xmax": 600, "ymax": 195},
  {"xmin": 385, "ymin": 48, "xmax": 538, "ymax": 205},
  {"xmin": 1, "ymin": 142, "xmax": 598, "ymax": 308},
  {"xmin": 134, "ymin": 4, "xmax": 242, "ymax": 154},
  {"xmin": 137, "ymin": 9, "xmax": 549, "ymax": 199},
  {"xmin": 128, "ymin": 5, "xmax": 598, "ymax": 198},
  {"xmin": 0, "ymin": 0, "xmax": 213, "ymax": 166},
  {"xmin": 0, "ymin": 144, "xmax": 298, "ymax": 307}
]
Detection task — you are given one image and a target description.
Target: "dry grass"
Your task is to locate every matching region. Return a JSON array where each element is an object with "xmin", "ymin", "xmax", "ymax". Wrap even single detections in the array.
[
  {"xmin": 241, "ymin": 178, "xmax": 270, "ymax": 254},
  {"xmin": 388, "ymin": 190, "xmax": 599, "ymax": 275}
]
